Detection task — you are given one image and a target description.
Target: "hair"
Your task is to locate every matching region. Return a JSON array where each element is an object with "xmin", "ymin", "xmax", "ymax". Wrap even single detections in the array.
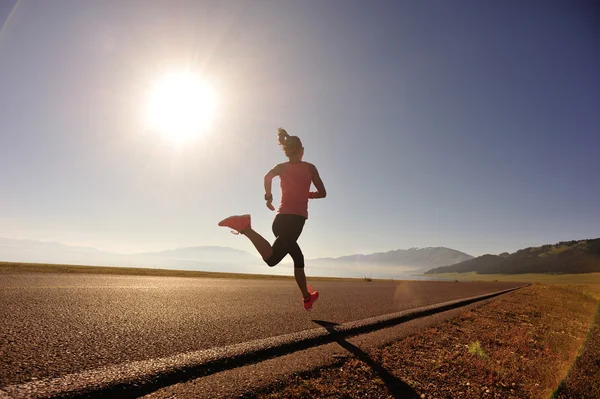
[{"xmin": 277, "ymin": 128, "xmax": 303, "ymax": 158}]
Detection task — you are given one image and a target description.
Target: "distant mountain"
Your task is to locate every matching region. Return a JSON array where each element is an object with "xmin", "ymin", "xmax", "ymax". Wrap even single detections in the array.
[
  {"xmin": 137, "ymin": 246, "xmax": 258, "ymax": 263},
  {"xmin": 311, "ymin": 247, "xmax": 473, "ymax": 271},
  {"xmin": 0, "ymin": 237, "xmax": 115, "ymax": 266},
  {"xmin": 425, "ymin": 238, "xmax": 600, "ymax": 274},
  {"xmin": 0, "ymin": 238, "xmax": 258, "ymax": 271},
  {"xmin": 0, "ymin": 237, "xmax": 101, "ymax": 253}
]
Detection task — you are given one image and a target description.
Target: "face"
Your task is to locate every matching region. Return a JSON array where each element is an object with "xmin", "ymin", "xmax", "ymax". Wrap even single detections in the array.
[{"xmin": 298, "ymin": 147, "xmax": 304, "ymax": 160}]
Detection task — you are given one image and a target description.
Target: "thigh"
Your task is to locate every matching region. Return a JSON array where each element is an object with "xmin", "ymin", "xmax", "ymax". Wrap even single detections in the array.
[
  {"xmin": 268, "ymin": 215, "xmax": 305, "ymax": 265},
  {"xmin": 272, "ymin": 214, "xmax": 305, "ymax": 241}
]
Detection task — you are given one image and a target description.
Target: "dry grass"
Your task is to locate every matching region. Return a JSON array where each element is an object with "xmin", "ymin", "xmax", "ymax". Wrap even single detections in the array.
[
  {"xmin": 426, "ymin": 272, "xmax": 600, "ymax": 285},
  {"xmin": 552, "ymin": 301, "xmax": 600, "ymax": 399},
  {"xmin": 0, "ymin": 261, "xmax": 361, "ymax": 282},
  {"xmin": 253, "ymin": 284, "xmax": 600, "ymax": 398}
]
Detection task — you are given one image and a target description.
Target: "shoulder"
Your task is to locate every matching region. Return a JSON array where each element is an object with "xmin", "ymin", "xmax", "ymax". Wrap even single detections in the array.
[
  {"xmin": 276, "ymin": 162, "xmax": 288, "ymax": 172},
  {"xmin": 305, "ymin": 162, "xmax": 317, "ymax": 171},
  {"xmin": 304, "ymin": 162, "xmax": 319, "ymax": 176},
  {"xmin": 268, "ymin": 163, "xmax": 286, "ymax": 176}
]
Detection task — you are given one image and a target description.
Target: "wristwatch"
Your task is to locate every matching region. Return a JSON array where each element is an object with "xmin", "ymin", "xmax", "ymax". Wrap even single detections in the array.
[{"xmin": 264, "ymin": 193, "xmax": 273, "ymax": 201}]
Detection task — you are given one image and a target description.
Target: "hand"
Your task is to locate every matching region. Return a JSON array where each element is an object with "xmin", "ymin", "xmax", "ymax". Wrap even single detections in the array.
[{"xmin": 266, "ymin": 200, "xmax": 275, "ymax": 211}]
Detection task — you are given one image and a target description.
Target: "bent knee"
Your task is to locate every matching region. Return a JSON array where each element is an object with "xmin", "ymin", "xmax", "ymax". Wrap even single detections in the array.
[{"xmin": 265, "ymin": 257, "xmax": 279, "ymax": 267}]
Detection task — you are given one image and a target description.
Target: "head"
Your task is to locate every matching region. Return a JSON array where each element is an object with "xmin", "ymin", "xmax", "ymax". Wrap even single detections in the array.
[{"xmin": 277, "ymin": 128, "xmax": 304, "ymax": 160}]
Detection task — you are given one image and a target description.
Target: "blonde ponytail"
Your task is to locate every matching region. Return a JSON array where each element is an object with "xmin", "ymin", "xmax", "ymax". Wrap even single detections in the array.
[{"xmin": 277, "ymin": 128, "xmax": 289, "ymax": 146}]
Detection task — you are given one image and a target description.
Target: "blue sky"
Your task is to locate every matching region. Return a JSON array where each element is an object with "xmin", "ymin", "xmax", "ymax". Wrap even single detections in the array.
[{"xmin": 0, "ymin": 0, "xmax": 598, "ymax": 259}]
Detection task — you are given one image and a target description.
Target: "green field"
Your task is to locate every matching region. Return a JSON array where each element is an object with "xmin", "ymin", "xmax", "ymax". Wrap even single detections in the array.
[{"xmin": 426, "ymin": 271, "xmax": 600, "ymax": 285}]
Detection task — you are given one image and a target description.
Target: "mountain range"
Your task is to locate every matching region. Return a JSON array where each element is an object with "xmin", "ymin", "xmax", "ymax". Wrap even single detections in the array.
[
  {"xmin": 311, "ymin": 247, "xmax": 474, "ymax": 271},
  {"xmin": 426, "ymin": 238, "xmax": 600, "ymax": 275},
  {"xmin": 0, "ymin": 237, "xmax": 472, "ymax": 274},
  {"xmin": 0, "ymin": 237, "xmax": 259, "ymax": 273}
]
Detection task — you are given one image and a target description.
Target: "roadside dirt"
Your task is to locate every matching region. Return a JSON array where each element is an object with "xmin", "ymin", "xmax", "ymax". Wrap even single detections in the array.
[{"xmin": 252, "ymin": 284, "xmax": 600, "ymax": 398}]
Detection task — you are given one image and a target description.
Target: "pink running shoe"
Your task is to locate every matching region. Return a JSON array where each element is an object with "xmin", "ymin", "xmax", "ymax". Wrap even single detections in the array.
[
  {"xmin": 218, "ymin": 214, "xmax": 251, "ymax": 235},
  {"xmin": 303, "ymin": 286, "xmax": 319, "ymax": 311}
]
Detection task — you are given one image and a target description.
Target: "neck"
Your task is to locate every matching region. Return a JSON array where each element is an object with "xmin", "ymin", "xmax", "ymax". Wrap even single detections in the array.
[{"xmin": 288, "ymin": 156, "xmax": 302, "ymax": 163}]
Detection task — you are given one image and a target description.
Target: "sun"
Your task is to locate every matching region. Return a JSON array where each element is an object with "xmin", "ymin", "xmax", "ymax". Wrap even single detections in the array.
[{"xmin": 146, "ymin": 72, "xmax": 216, "ymax": 141}]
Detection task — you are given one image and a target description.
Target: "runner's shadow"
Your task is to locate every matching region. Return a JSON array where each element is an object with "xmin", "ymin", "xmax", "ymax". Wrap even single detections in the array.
[{"xmin": 312, "ymin": 320, "xmax": 420, "ymax": 399}]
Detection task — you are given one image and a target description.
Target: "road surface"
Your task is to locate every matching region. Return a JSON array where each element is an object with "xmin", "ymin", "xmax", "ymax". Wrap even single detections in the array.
[{"xmin": 0, "ymin": 273, "xmax": 522, "ymax": 386}]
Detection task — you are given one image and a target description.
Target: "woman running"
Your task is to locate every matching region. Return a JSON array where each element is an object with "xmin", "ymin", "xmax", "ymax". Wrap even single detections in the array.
[{"xmin": 218, "ymin": 128, "xmax": 327, "ymax": 310}]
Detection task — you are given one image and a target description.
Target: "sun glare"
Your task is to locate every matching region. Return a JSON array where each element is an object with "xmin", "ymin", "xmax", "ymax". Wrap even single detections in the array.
[{"xmin": 146, "ymin": 72, "xmax": 216, "ymax": 141}]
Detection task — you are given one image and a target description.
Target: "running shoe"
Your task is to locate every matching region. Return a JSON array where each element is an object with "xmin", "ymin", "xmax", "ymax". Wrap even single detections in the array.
[
  {"xmin": 218, "ymin": 214, "xmax": 251, "ymax": 235},
  {"xmin": 303, "ymin": 285, "xmax": 319, "ymax": 311}
]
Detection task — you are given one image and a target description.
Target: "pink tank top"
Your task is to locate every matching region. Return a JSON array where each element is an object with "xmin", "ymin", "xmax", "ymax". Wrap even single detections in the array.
[{"xmin": 278, "ymin": 162, "xmax": 312, "ymax": 219}]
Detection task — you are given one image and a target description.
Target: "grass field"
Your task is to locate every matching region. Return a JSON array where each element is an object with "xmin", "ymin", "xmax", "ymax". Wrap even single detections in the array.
[{"xmin": 425, "ymin": 271, "xmax": 600, "ymax": 285}]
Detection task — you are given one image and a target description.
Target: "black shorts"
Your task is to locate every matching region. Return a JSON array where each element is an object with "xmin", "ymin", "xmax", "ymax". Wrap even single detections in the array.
[{"xmin": 264, "ymin": 214, "xmax": 306, "ymax": 268}]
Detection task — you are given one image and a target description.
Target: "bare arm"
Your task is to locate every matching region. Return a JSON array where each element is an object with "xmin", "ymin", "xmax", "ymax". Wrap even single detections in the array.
[
  {"xmin": 264, "ymin": 164, "xmax": 282, "ymax": 197},
  {"xmin": 309, "ymin": 164, "xmax": 327, "ymax": 199},
  {"xmin": 264, "ymin": 164, "xmax": 282, "ymax": 210}
]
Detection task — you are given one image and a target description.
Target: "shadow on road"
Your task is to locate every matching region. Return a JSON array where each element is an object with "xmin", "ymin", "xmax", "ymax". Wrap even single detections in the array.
[{"xmin": 312, "ymin": 319, "xmax": 420, "ymax": 399}]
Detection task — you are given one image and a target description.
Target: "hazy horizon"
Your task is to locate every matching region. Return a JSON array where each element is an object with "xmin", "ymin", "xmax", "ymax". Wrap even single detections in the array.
[
  {"xmin": 0, "ymin": 236, "xmax": 471, "ymax": 279},
  {"xmin": 0, "ymin": 234, "xmax": 481, "ymax": 256},
  {"xmin": 1, "ymin": 1, "xmax": 598, "ymax": 260},
  {"xmin": 5, "ymin": 234, "xmax": 596, "ymax": 258}
]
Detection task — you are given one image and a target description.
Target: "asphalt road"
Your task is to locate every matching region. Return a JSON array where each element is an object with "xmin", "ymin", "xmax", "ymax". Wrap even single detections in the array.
[{"xmin": 0, "ymin": 273, "xmax": 522, "ymax": 386}]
